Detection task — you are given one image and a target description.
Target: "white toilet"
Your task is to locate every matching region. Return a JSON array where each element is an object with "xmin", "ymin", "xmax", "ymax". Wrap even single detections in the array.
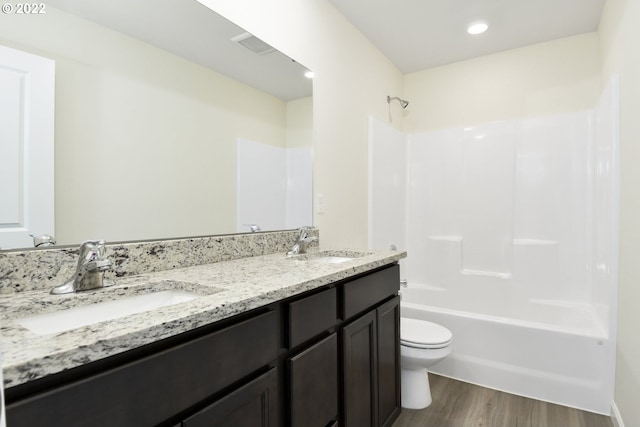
[{"xmin": 400, "ymin": 317, "xmax": 453, "ymax": 409}]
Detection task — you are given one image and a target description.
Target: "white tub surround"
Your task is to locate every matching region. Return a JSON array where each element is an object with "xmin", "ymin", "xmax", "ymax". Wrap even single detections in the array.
[
  {"xmin": 402, "ymin": 288, "xmax": 610, "ymax": 413},
  {"xmin": 236, "ymin": 138, "xmax": 313, "ymax": 232},
  {"xmin": 369, "ymin": 76, "xmax": 619, "ymax": 415},
  {"xmin": 0, "ymin": 234, "xmax": 404, "ymax": 389}
]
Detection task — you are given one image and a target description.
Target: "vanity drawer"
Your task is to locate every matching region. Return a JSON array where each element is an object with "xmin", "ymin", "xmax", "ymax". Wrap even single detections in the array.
[
  {"xmin": 288, "ymin": 287, "xmax": 337, "ymax": 348},
  {"xmin": 7, "ymin": 310, "xmax": 279, "ymax": 427},
  {"xmin": 182, "ymin": 367, "xmax": 278, "ymax": 427},
  {"xmin": 342, "ymin": 264, "xmax": 399, "ymax": 320}
]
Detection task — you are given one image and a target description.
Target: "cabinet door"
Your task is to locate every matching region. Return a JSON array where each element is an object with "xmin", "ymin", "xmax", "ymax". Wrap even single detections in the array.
[
  {"xmin": 182, "ymin": 368, "xmax": 278, "ymax": 427},
  {"xmin": 342, "ymin": 311, "xmax": 378, "ymax": 427},
  {"xmin": 377, "ymin": 296, "xmax": 401, "ymax": 427},
  {"xmin": 289, "ymin": 333, "xmax": 338, "ymax": 427}
]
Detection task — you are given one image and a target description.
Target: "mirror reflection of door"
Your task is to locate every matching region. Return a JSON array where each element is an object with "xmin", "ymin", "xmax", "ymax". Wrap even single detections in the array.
[{"xmin": 0, "ymin": 45, "xmax": 55, "ymax": 249}]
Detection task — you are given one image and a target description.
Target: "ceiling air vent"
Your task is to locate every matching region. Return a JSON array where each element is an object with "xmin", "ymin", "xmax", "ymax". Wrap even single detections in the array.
[{"xmin": 231, "ymin": 32, "xmax": 275, "ymax": 55}]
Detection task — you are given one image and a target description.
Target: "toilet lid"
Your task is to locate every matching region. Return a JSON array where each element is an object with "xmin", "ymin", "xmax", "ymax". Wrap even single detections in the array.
[{"xmin": 401, "ymin": 318, "xmax": 452, "ymax": 349}]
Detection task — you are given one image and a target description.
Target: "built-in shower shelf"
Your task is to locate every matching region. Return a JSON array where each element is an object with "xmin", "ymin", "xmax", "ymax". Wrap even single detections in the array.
[
  {"xmin": 460, "ymin": 269, "xmax": 512, "ymax": 279},
  {"xmin": 513, "ymin": 239, "xmax": 558, "ymax": 245},
  {"xmin": 427, "ymin": 235, "xmax": 462, "ymax": 242}
]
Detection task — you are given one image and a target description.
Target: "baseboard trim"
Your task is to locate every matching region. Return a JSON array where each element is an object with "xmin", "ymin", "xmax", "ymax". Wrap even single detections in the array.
[{"xmin": 611, "ymin": 401, "xmax": 624, "ymax": 427}]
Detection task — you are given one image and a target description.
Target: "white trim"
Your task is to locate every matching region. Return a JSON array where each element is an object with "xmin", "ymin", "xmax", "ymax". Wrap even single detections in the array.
[
  {"xmin": 611, "ymin": 401, "xmax": 624, "ymax": 427},
  {"xmin": 367, "ymin": 115, "xmax": 374, "ymax": 250}
]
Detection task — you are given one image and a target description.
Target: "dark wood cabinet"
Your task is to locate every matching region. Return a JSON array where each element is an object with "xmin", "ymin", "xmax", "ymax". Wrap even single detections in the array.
[
  {"xmin": 341, "ymin": 295, "xmax": 401, "ymax": 427},
  {"xmin": 6, "ymin": 310, "xmax": 279, "ymax": 427},
  {"xmin": 182, "ymin": 368, "xmax": 278, "ymax": 427},
  {"xmin": 343, "ymin": 265, "xmax": 399, "ymax": 320},
  {"xmin": 377, "ymin": 296, "xmax": 401, "ymax": 427},
  {"xmin": 286, "ymin": 264, "xmax": 400, "ymax": 427},
  {"xmin": 287, "ymin": 288, "xmax": 337, "ymax": 349},
  {"xmin": 343, "ymin": 310, "xmax": 378, "ymax": 427},
  {"xmin": 5, "ymin": 263, "xmax": 400, "ymax": 427},
  {"xmin": 289, "ymin": 333, "xmax": 338, "ymax": 427}
]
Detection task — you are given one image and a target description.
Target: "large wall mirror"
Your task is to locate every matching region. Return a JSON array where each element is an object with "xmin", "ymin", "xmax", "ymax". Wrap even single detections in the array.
[{"xmin": 0, "ymin": 0, "xmax": 313, "ymax": 250}]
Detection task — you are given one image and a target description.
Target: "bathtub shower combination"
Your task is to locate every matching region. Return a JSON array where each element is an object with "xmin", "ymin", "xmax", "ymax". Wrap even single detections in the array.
[{"xmin": 368, "ymin": 77, "xmax": 619, "ymax": 414}]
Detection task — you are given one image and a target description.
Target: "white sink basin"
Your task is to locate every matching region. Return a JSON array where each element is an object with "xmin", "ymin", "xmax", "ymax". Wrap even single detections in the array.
[
  {"xmin": 16, "ymin": 290, "xmax": 199, "ymax": 335},
  {"xmin": 288, "ymin": 250, "xmax": 372, "ymax": 264}
]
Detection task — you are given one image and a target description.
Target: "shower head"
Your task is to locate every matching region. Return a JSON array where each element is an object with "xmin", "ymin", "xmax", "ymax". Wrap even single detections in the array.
[{"xmin": 387, "ymin": 95, "xmax": 409, "ymax": 109}]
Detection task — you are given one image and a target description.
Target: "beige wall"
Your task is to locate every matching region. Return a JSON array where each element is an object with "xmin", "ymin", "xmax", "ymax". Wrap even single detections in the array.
[
  {"xmin": 198, "ymin": 0, "xmax": 405, "ymax": 248},
  {"xmin": 599, "ymin": 0, "xmax": 640, "ymax": 425},
  {"xmin": 1, "ymin": 1, "xmax": 635, "ymax": 421},
  {"xmin": 202, "ymin": 4, "xmax": 640, "ymax": 422},
  {"xmin": 0, "ymin": 7, "xmax": 290, "ymax": 245},
  {"xmin": 2, "ymin": 0, "xmax": 403, "ymax": 250},
  {"xmin": 286, "ymin": 96, "xmax": 313, "ymax": 149},
  {"xmin": 404, "ymin": 33, "xmax": 601, "ymax": 133},
  {"xmin": 51, "ymin": 1, "xmax": 635, "ymax": 423}
]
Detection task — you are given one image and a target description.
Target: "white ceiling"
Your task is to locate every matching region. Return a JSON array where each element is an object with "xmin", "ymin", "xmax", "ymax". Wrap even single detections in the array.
[
  {"xmin": 44, "ymin": 0, "xmax": 605, "ymax": 97},
  {"xmin": 329, "ymin": 0, "xmax": 606, "ymax": 73},
  {"xmin": 45, "ymin": 0, "xmax": 312, "ymax": 101}
]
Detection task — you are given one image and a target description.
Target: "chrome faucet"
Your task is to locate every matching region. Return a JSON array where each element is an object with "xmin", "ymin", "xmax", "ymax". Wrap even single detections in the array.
[
  {"xmin": 287, "ymin": 227, "xmax": 318, "ymax": 256},
  {"xmin": 244, "ymin": 224, "xmax": 261, "ymax": 233},
  {"xmin": 32, "ymin": 234, "xmax": 56, "ymax": 247},
  {"xmin": 50, "ymin": 240, "xmax": 113, "ymax": 294}
]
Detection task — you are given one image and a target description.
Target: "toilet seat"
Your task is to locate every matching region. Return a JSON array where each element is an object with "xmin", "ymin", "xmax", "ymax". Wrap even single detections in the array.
[{"xmin": 401, "ymin": 318, "xmax": 452, "ymax": 349}]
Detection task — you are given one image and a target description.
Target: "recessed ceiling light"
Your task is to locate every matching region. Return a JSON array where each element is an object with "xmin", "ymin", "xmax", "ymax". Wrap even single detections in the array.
[
  {"xmin": 467, "ymin": 21, "xmax": 489, "ymax": 35},
  {"xmin": 304, "ymin": 71, "xmax": 314, "ymax": 79}
]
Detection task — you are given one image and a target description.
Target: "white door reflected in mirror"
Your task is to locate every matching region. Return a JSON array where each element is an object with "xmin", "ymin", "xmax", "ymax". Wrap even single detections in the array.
[{"xmin": 0, "ymin": 45, "xmax": 55, "ymax": 250}]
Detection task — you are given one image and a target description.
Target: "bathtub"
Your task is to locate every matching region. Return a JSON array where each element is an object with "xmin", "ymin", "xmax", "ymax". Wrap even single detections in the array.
[{"xmin": 400, "ymin": 286, "xmax": 614, "ymax": 415}]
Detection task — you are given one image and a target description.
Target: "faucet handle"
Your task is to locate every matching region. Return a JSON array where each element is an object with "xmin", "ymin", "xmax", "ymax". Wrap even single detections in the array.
[
  {"xmin": 78, "ymin": 240, "xmax": 107, "ymax": 263},
  {"xmin": 244, "ymin": 224, "xmax": 261, "ymax": 232},
  {"xmin": 297, "ymin": 226, "xmax": 313, "ymax": 239},
  {"xmin": 31, "ymin": 234, "xmax": 56, "ymax": 247},
  {"xmin": 77, "ymin": 240, "xmax": 112, "ymax": 282}
]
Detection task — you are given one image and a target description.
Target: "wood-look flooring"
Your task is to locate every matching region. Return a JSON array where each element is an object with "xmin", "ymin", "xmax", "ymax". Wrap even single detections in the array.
[{"xmin": 393, "ymin": 374, "xmax": 613, "ymax": 427}]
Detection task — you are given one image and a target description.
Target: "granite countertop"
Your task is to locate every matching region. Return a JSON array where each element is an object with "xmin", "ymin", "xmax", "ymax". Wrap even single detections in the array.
[{"xmin": 0, "ymin": 249, "xmax": 405, "ymax": 389}]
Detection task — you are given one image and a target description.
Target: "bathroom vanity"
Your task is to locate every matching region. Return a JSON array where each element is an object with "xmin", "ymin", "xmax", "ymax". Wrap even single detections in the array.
[{"xmin": 0, "ymin": 234, "xmax": 405, "ymax": 427}]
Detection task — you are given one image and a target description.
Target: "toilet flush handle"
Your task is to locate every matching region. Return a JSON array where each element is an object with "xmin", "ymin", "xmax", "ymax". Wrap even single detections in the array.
[{"xmin": 399, "ymin": 279, "xmax": 408, "ymax": 300}]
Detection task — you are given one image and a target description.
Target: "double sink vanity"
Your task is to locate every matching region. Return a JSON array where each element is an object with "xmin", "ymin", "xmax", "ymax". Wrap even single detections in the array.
[{"xmin": 0, "ymin": 229, "xmax": 406, "ymax": 427}]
